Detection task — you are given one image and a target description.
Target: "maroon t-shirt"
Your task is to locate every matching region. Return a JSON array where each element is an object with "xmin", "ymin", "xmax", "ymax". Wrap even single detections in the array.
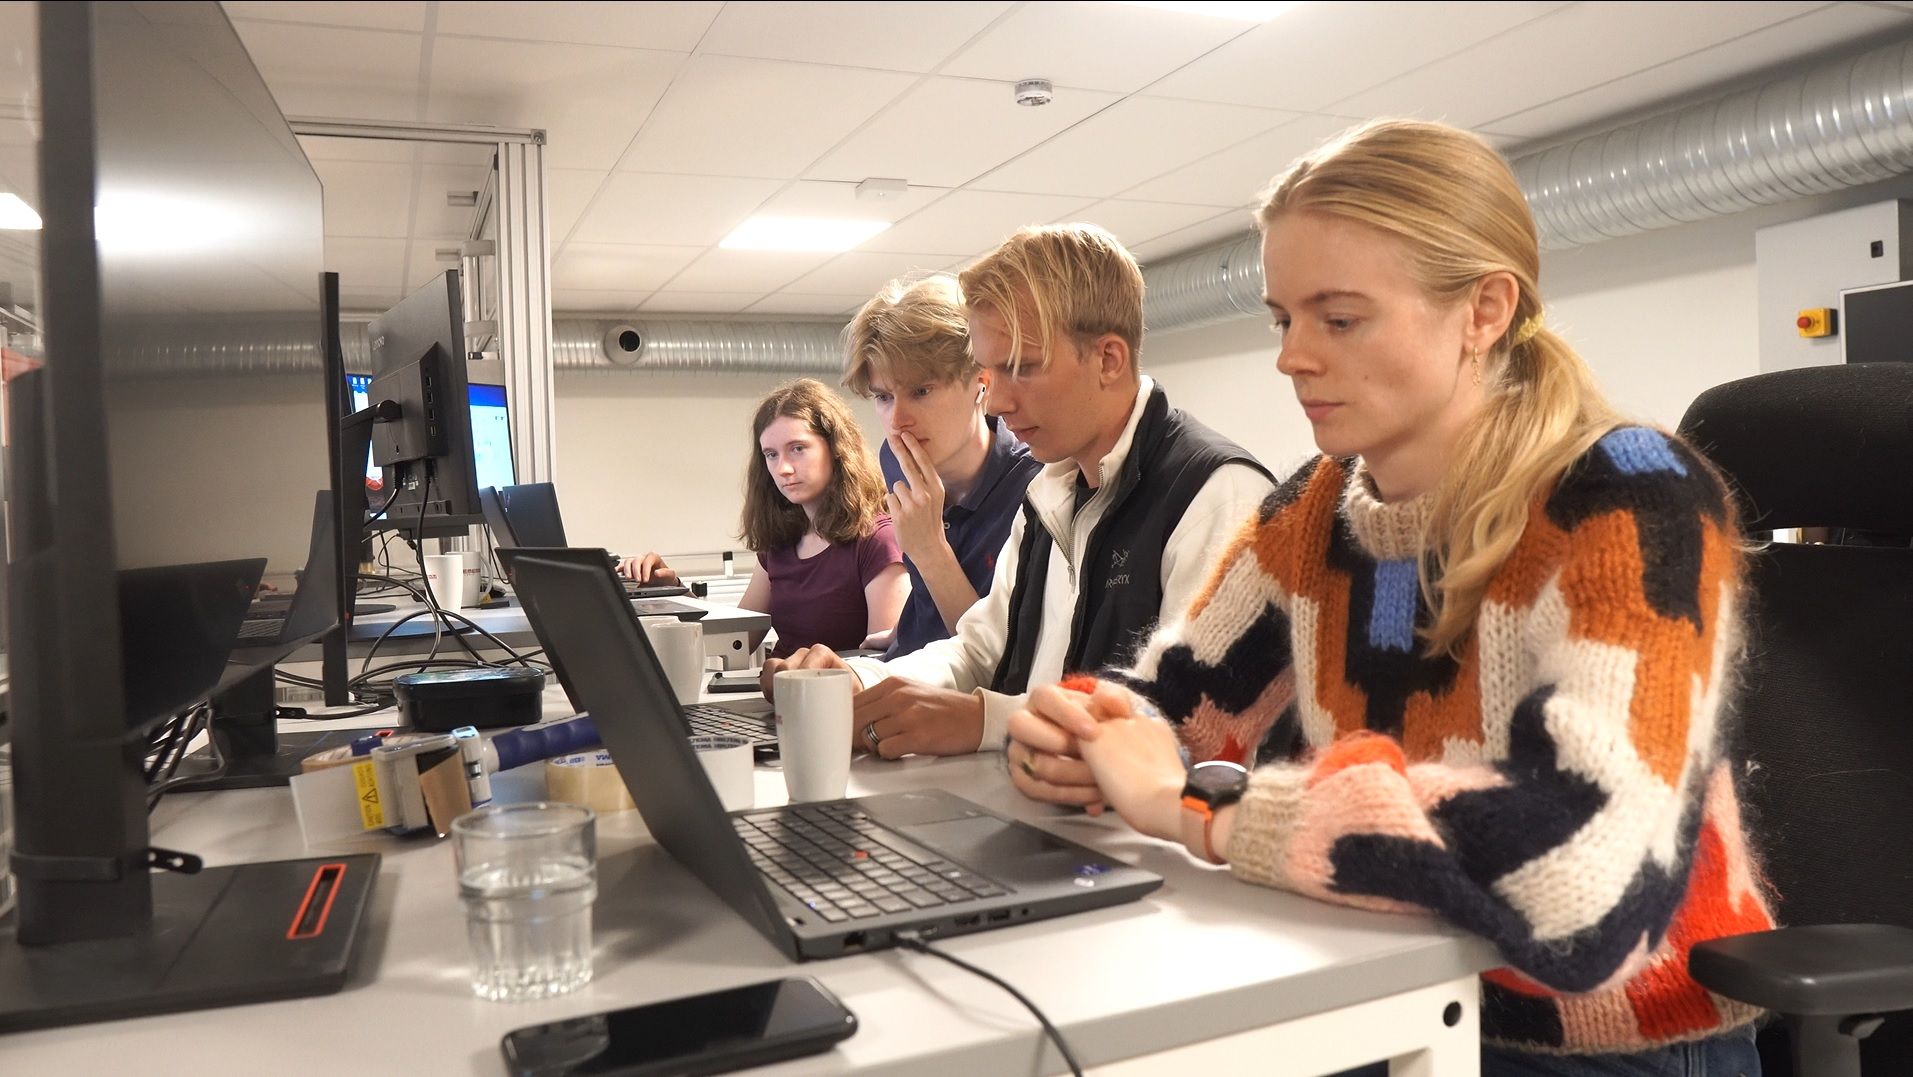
[{"xmin": 762, "ymin": 516, "xmax": 902, "ymax": 659}]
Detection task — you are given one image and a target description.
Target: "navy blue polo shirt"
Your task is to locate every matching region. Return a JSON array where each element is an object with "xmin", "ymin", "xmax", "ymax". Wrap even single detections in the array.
[{"xmin": 880, "ymin": 416, "xmax": 1039, "ymax": 660}]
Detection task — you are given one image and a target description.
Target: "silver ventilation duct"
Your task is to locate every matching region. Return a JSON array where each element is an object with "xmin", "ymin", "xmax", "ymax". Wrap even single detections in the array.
[
  {"xmin": 1517, "ymin": 35, "xmax": 1913, "ymax": 250},
  {"xmin": 551, "ymin": 319, "xmax": 844, "ymax": 374},
  {"xmin": 1141, "ymin": 232, "xmax": 1264, "ymax": 334},
  {"xmin": 1138, "ymin": 34, "xmax": 1913, "ymax": 334}
]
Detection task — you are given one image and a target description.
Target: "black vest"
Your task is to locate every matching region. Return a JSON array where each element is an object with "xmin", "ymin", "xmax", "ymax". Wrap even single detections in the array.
[{"xmin": 989, "ymin": 386, "xmax": 1270, "ymax": 694}]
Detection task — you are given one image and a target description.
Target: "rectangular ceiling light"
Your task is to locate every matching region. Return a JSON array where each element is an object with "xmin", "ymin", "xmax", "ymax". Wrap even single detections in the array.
[
  {"xmin": 720, "ymin": 216, "xmax": 890, "ymax": 252},
  {"xmin": 1115, "ymin": 1, "xmax": 1298, "ymax": 20},
  {"xmin": 0, "ymin": 193, "xmax": 41, "ymax": 230}
]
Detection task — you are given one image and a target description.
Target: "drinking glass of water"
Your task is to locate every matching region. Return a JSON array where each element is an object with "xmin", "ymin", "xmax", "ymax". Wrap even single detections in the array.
[{"xmin": 452, "ymin": 801, "xmax": 597, "ymax": 1002}]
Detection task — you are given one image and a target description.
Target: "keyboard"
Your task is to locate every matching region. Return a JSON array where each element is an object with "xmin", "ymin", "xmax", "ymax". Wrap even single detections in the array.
[
  {"xmin": 684, "ymin": 702, "xmax": 775, "ymax": 745},
  {"xmin": 734, "ymin": 802, "xmax": 1008, "ymax": 923}
]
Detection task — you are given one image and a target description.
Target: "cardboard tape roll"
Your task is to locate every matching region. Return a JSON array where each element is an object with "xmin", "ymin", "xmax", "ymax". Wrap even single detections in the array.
[{"xmin": 545, "ymin": 751, "xmax": 635, "ymax": 813}]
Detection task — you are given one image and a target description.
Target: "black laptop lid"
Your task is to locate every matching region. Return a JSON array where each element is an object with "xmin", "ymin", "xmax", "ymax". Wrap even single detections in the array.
[
  {"xmin": 497, "ymin": 482, "xmax": 568, "ymax": 547},
  {"xmin": 510, "ymin": 555, "xmax": 793, "ymax": 957},
  {"xmin": 479, "ymin": 486, "xmax": 519, "ymax": 548}
]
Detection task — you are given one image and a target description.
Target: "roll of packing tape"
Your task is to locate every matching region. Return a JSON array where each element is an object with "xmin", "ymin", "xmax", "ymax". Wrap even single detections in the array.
[{"xmin": 545, "ymin": 751, "xmax": 636, "ymax": 813}]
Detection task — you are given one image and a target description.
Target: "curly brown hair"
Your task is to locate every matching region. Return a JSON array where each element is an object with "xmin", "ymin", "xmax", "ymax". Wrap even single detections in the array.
[{"xmin": 738, "ymin": 379, "xmax": 887, "ymax": 553}]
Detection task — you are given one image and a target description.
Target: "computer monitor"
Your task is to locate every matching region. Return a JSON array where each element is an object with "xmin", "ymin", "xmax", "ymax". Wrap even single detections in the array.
[
  {"xmin": 361, "ymin": 271, "xmax": 484, "ymax": 538},
  {"xmin": 2, "ymin": 0, "xmax": 375, "ymax": 1030},
  {"xmin": 347, "ymin": 370, "xmax": 512, "ymax": 493}
]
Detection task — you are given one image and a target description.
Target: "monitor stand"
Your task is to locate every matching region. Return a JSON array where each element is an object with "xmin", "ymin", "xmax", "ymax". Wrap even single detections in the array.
[
  {"xmin": 176, "ymin": 665, "xmax": 386, "ymax": 790},
  {"xmin": 0, "ymin": 853, "xmax": 379, "ymax": 1032}
]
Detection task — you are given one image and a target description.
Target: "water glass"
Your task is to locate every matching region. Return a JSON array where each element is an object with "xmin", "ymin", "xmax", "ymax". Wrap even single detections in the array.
[{"xmin": 452, "ymin": 802, "xmax": 597, "ymax": 1002}]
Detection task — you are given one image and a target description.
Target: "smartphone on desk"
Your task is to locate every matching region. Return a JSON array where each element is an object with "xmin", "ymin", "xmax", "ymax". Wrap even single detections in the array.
[
  {"xmin": 501, "ymin": 976, "xmax": 856, "ymax": 1077},
  {"xmin": 706, "ymin": 670, "xmax": 761, "ymax": 694}
]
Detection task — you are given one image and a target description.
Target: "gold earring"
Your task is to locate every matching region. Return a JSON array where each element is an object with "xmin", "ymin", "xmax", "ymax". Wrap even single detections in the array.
[{"xmin": 1471, "ymin": 346, "xmax": 1481, "ymax": 386}]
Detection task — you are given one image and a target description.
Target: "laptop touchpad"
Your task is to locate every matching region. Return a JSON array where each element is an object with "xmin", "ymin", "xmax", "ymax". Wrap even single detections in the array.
[{"xmin": 898, "ymin": 816, "xmax": 1074, "ymax": 864}]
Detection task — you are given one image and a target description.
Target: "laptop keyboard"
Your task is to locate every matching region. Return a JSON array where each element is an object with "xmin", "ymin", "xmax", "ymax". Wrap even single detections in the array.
[
  {"xmin": 684, "ymin": 704, "xmax": 775, "ymax": 745},
  {"xmin": 735, "ymin": 802, "xmax": 1008, "ymax": 923}
]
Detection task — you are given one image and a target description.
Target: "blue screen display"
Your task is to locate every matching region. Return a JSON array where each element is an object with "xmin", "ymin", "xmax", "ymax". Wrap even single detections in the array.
[{"xmin": 346, "ymin": 373, "xmax": 513, "ymax": 490}]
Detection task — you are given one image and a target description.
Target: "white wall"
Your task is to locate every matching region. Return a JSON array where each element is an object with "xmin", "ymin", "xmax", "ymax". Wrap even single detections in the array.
[{"xmin": 554, "ymin": 370, "xmax": 880, "ymax": 561}]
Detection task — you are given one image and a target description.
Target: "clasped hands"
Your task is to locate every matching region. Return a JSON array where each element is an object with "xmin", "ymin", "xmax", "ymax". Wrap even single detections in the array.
[{"xmin": 1006, "ymin": 679, "xmax": 1188, "ymax": 844}]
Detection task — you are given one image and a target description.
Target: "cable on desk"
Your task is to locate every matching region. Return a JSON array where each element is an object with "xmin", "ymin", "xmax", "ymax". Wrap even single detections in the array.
[{"xmin": 893, "ymin": 931, "xmax": 1085, "ymax": 1077}]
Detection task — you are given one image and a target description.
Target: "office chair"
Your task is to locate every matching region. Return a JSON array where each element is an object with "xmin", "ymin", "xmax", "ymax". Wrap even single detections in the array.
[{"xmin": 1677, "ymin": 362, "xmax": 1913, "ymax": 1077}]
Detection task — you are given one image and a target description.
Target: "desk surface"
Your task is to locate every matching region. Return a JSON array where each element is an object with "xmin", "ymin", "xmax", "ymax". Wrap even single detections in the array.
[{"xmin": 1, "ymin": 694, "xmax": 1496, "ymax": 1076}]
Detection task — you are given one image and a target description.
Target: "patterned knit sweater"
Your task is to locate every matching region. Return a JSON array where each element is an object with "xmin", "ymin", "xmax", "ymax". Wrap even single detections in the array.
[{"xmin": 1109, "ymin": 427, "xmax": 1775, "ymax": 1055}]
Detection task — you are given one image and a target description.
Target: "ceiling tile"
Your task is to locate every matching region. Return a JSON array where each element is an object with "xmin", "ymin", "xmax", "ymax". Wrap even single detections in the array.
[
  {"xmin": 1146, "ymin": 2, "xmax": 1569, "ymax": 113},
  {"xmin": 941, "ymin": 1, "xmax": 1260, "ymax": 94},
  {"xmin": 313, "ymin": 159, "xmax": 413, "ymax": 238},
  {"xmin": 1129, "ymin": 210, "xmax": 1259, "ymax": 264},
  {"xmin": 640, "ymin": 291, "xmax": 767, "ymax": 314},
  {"xmin": 1486, "ymin": 4, "xmax": 1913, "ymax": 141},
  {"xmin": 548, "ymin": 168, "xmax": 610, "ymax": 246},
  {"xmin": 973, "ymin": 96, "xmax": 1298, "ymax": 199},
  {"xmin": 231, "ymin": 22, "xmax": 423, "ymax": 121},
  {"xmin": 224, "ymin": 1, "xmax": 428, "ymax": 33},
  {"xmin": 435, "ymin": 1, "xmax": 722, "ymax": 51},
  {"xmin": 615, "ymin": 56, "xmax": 917, "ymax": 179},
  {"xmin": 551, "ymin": 288, "xmax": 654, "ymax": 313},
  {"xmin": 324, "ymin": 236, "xmax": 407, "ymax": 290},
  {"xmin": 780, "ymin": 251, "xmax": 962, "ymax": 296},
  {"xmin": 569, "ymin": 173, "xmax": 785, "ymax": 247},
  {"xmin": 754, "ymin": 179, "xmax": 948, "ymax": 224},
  {"xmin": 412, "ymin": 162, "xmax": 492, "ymax": 239},
  {"xmin": 427, "ymin": 37, "xmax": 686, "ymax": 171},
  {"xmin": 747, "ymin": 293, "xmax": 869, "ymax": 316},
  {"xmin": 339, "ymin": 285, "xmax": 403, "ymax": 313},
  {"xmin": 700, "ymin": 1, "xmax": 1012, "ymax": 72},
  {"xmin": 298, "ymin": 134, "xmax": 418, "ymax": 164},
  {"xmin": 1331, "ymin": 2, "xmax": 1832, "ymax": 129},
  {"xmin": 860, "ymin": 190, "xmax": 1098, "ymax": 257},
  {"xmin": 1120, "ymin": 112, "xmax": 1357, "ymax": 207},
  {"xmin": 666, "ymin": 249, "xmax": 840, "ymax": 293},
  {"xmin": 553, "ymin": 244, "xmax": 704, "ymax": 291},
  {"xmin": 1065, "ymin": 199, "xmax": 1240, "ymax": 250},
  {"xmin": 806, "ymin": 76, "xmax": 1122, "ymax": 189}
]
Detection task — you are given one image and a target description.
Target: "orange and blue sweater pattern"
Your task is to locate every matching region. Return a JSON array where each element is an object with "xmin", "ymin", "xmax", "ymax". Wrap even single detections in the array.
[{"xmin": 1111, "ymin": 428, "xmax": 1775, "ymax": 1054}]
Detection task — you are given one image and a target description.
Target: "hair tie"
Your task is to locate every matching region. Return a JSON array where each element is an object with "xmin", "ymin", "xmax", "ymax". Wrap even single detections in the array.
[{"xmin": 1511, "ymin": 312, "xmax": 1544, "ymax": 347}]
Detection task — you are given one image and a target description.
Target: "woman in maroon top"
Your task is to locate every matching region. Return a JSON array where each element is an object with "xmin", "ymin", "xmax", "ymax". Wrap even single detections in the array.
[{"xmin": 629, "ymin": 379, "xmax": 906, "ymax": 658}]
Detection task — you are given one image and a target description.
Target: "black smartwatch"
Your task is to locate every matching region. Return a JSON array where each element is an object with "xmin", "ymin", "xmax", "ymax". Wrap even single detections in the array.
[{"xmin": 1179, "ymin": 760, "xmax": 1249, "ymax": 864}]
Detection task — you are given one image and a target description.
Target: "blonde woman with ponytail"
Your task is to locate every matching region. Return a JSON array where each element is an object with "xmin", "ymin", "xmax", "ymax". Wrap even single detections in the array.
[{"xmin": 1006, "ymin": 120, "xmax": 1773, "ymax": 1076}]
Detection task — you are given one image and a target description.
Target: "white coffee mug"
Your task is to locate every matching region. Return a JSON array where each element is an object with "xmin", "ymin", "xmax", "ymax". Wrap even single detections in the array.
[
  {"xmin": 691, "ymin": 735, "xmax": 754, "ymax": 812},
  {"xmin": 423, "ymin": 553, "xmax": 467, "ymax": 612},
  {"xmin": 773, "ymin": 668, "xmax": 854, "ymax": 803},
  {"xmin": 641, "ymin": 617, "xmax": 704, "ymax": 706},
  {"xmin": 458, "ymin": 549, "xmax": 485, "ymax": 607}
]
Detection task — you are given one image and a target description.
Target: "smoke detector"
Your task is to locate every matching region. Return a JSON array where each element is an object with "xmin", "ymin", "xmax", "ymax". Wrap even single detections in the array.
[{"xmin": 1014, "ymin": 79, "xmax": 1053, "ymax": 107}]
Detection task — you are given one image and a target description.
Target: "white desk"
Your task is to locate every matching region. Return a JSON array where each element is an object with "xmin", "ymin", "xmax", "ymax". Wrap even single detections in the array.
[
  {"xmin": 0, "ymin": 694, "xmax": 1496, "ymax": 1076},
  {"xmin": 331, "ymin": 598, "xmax": 771, "ymax": 669}
]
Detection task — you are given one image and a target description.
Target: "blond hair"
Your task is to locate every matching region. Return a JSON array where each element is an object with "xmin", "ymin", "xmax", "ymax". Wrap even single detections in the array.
[
  {"xmin": 1257, "ymin": 119, "xmax": 1623, "ymax": 656},
  {"xmin": 738, "ymin": 379, "xmax": 887, "ymax": 553},
  {"xmin": 957, "ymin": 224, "xmax": 1143, "ymax": 373},
  {"xmin": 841, "ymin": 275, "xmax": 977, "ymax": 397}
]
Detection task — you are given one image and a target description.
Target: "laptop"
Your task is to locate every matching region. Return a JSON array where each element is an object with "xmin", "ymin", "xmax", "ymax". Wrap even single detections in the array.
[
  {"xmin": 482, "ymin": 484, "xmax": 688, "ymax": 602},
  {"xmin": 495, "ymin": 545, "xmax": 703, "ymax": 618},
  {"xmin": 510, "ymin": 554, "xmax": 1163, "ymax": 961},
  {"xmin": 503, "ymin": 546, "xmax": 779, "ymax": 755}
]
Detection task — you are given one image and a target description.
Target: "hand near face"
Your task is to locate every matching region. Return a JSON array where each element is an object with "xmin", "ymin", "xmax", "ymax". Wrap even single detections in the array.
[{"xmin": 884, "ymin": 432, "xmax": 949, "ymax": 564}]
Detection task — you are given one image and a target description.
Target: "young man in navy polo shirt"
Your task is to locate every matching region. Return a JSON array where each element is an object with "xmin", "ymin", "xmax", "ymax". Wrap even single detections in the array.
[{"xmin": 843, "ymin": 274, "xmax": 1039, "ymax": 660}]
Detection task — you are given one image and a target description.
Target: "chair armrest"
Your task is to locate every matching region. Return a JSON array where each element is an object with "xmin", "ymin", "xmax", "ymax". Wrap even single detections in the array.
[{"xmin": 1690, "ymin": 924, "xmax": 1913, "ymax": 1015}]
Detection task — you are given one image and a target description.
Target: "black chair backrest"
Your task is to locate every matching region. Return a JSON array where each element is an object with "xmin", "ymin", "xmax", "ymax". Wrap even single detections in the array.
[{"xmin": 1679, "ymin": 362, "xmax": 1913, "ymax": 1075}]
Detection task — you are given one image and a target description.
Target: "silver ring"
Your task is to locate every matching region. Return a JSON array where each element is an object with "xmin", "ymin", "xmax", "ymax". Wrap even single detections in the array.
[{"xmin": 863, "ymin": 724, "xmax": 882, "ymax": 752}]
